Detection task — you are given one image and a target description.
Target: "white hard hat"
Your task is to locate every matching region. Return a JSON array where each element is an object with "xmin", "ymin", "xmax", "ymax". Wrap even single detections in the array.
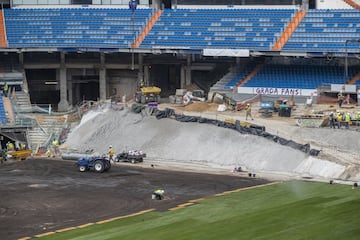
[{"xmin": 109, "ymin": 145, "xmax": 112, "ymax": 148}]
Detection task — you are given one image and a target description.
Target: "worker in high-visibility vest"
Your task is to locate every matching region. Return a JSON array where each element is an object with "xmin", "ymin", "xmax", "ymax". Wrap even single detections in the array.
[
  {"xmin": 108, "ymin": 145, "xmax": 115, "ymax": 161},
  {"xmin": 336, "ymin": 111, "xmax": 343, "ymax": 129},
  {"xmin": 344, "ymin": 112, "xmax": 351, "ymax": 129},
  {"xmin": 6, "ymin": 141, "xmax": 14, "ymax": 151},
  {"xmin": 3, "ymin": 82, "xmax": 8, "ymax": 97},
  {"xmin": 153, "ymin": 189, "xmax": 165, "ymax": 200}
]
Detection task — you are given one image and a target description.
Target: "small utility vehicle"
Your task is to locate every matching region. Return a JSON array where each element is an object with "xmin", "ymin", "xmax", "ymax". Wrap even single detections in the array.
[{"xmin": 116, "ymin": 150, "xmax": 146, "ymax": 164}]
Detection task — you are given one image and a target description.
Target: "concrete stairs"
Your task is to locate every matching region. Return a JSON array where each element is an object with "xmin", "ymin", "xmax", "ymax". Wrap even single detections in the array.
[
  {"xmin": 13, "ymin": 91, "xmax": 32, "ymax": 113},
  {"xmin": 27, "ymin": 114, "xmax": 69, "ymax": 150},
  {"xmin": 210, "ymin": 67, "xmax": 239, "ymax": 92}
]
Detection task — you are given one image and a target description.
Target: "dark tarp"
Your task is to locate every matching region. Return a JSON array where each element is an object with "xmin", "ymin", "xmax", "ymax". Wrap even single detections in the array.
[{"xmin": 146, "ymin": 108, "xmax": 320, "ymax": 156}]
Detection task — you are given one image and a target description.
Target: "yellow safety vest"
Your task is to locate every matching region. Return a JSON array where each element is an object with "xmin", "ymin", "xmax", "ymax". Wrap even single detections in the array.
[
  {"xmin": 154, "ymin": 189, "xmax": 164, "ymax": 195},
  {"xmin": 345, "ymin": 114, "xmax": 351, "ymax": 122}
]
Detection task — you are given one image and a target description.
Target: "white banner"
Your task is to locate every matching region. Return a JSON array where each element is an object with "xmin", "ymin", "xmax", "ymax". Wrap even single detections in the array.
[
  {"xmin": 202, "ymin": 49, "xmax": 250, "ymax": 57},
  {"xmin": 330, "ymin": 84, "xmax": 357, "ymax": 93},
  {"xmin": 238, "ymin": 87, "xmax": 317, "ymax": 96}
]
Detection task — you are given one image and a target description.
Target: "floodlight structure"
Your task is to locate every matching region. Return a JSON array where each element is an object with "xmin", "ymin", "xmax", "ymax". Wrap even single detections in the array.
[
  {"xmin": 129, "ymin": 0, "xmax": 137, "ymax": 70},
  {"xmin": 344, "ymin": 39, "xmax": 360, "ymax": 82}
]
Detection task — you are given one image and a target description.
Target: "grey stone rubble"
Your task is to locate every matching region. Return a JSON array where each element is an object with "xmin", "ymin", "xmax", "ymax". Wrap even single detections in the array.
[{"xmin": 64, "ymin": 104, "xmax": 360, "ymax": 183}]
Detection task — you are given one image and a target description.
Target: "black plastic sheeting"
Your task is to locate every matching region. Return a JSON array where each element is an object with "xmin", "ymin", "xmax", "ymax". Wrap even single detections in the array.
[{"xmin": 148, "ymin": 108, "xmax": 320, "ymax": 156}]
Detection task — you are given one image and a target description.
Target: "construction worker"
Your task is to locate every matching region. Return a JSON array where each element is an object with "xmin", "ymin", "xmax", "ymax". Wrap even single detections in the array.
[
  {"xmin": 108, "ymin": 145, "xmax": 115, "ymax": 161},
  {"xmin": 3, "ymin": 82, "xmax": 8, "ymax": 97},
  {"xmin": 337, "ymin": 92, "xmax": 344, "ymax": 108},
  {"xmin": 51, "ymin": 139, "xmax": 59, "ymax": 156},
  {"xmin": 6, "ymin": 141, "xmax": 14, "ymax": 151},
  {"xmin": 245, "ymin": 103, "xmax": 254, "ymax": 120},
  {"xmin": 140, "ymin": 80, "xmax": 145, "ymax": 88},
  {"xmin": 344, "ymin": 112, "xmax": 351, "ymax": 129},
  {"xmin": 329, "ymin": 112, "xmax": 336, "ymax": 129},
  {"xmin": 356, "ymin": 112, "xmax": 360, "ymax": 126},
  {"xmin": 46, "ymin": 149, "xmax": 51, "ymax": 157},
  {"xmin": 153, "ymin": 189, "xmax": 165, "ymax": 200},
  {"xmin": 336, "ymin": 110, "xmax": 343, "ymax": 129},
  {"xmin": 19, "ymin": 143, "xmax": 26, "ymax": 150}
]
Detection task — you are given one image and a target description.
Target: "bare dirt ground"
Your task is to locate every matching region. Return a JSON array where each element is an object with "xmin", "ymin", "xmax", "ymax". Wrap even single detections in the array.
[{"xmin": 0, "ymin": 158, "xmax": 269, "ymax": 240}]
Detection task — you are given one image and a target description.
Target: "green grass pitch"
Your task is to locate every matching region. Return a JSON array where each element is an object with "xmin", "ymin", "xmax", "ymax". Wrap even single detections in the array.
[{"xmin": 39, "ymin": 181, "xmax": 360, "ymax": 240}]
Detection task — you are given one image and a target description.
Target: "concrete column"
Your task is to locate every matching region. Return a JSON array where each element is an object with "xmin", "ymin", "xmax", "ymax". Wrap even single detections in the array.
[
  {"xmin": 185, "ymin": 55, "xmax": 192, "ymax": 86},
  {"xmin": 180, "ymin": 65, "xmax": 186, "ymax": 89},
  {"xmin": 58, "ymin": 52, "xmax": 69, "ymax": 112},
  {"xmin": 99, "ymin": 68, "xmax": 106, "ymax": 100},
  {"xmin": 99, "ymin": 53, "xmax": 106, "ymax": 100},
  {"xmin": 67, "ymin": 80, "xmax": 73, "ymax": 105},
  {"xmin": 143, "ymin": 65, "xmax": 150, "ymax": 86},
  {"xmin": 138, "ymin": 54, "xmax": 144, "ymax": 85},
  {"xmin": 75, "ymin": 83, "xmax": 80, "ymax": 103},
  {"xmin": 18, "ymin": 52, "xmax": 24, "ymax": 64}
]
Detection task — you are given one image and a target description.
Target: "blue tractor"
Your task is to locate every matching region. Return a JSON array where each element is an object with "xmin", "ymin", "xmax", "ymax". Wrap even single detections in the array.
[{"xmin": 77, "ymin": 155, "xmax": 111, "ymax": 173}]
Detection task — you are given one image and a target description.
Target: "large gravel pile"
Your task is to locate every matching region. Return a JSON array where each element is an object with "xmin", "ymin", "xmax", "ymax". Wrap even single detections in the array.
[{"xmin": 64, "ymin": 105, "xmax": 352, "ymax": 181}]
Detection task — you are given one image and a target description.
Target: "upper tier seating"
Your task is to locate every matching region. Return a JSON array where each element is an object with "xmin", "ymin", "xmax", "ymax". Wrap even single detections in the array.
[
  {"xmin": 4, "ymin": 8, "xmax": 153, "ymax": 49},
  {"xmin": 140, "ymin": 8, "xmax": 296, "ymax": 50},
  {"xmin": 282, "ymin": 9, "xmax": 360, "ymax": 53}
]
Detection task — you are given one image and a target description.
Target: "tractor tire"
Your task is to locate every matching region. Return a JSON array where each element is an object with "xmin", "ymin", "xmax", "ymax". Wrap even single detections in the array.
[
  {"xmin": 94, "ymin": 161, "xmax": 105, "ymax": 173},
  {"xmin": 79, "ymin": 165, "xmax": 87, "ymax": 172}
]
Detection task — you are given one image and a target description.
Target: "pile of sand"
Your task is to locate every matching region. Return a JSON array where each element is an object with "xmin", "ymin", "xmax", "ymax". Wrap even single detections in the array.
[{"xmin": 176, "ymin": 102, "xmax": 220, "ymax": 112}]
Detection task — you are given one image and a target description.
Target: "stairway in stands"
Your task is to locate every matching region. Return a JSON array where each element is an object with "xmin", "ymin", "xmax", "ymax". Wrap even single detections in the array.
[
  {"xmin": 13, "ymin": 91, "xmax": 32, "ymax": 113},
  {"xmin": 26, "ymin": 115, "xmax": 67, "ymax": 150},
  {"xmin": 13, "ymin": 91, "xmax": 76, "ymax": 150}
]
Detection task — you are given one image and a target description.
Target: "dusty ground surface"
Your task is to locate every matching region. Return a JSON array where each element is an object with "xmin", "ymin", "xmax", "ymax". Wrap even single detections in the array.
[{"xmin": 0, "ymin": 158, "xmax": 268, "ymax": 240}]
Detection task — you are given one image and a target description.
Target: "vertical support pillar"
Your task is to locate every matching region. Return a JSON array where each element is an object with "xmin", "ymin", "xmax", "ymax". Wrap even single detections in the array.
[
  {"xmin": 58, "ymin": 52, "xmax": 69, "ymax": 112},
  {"xmin": 18, "ymin": 52, "xmax": 24, "ymax": 64},
  {"xmin": 144, "ymin": 65, "xmax": 150, "ymax": 86},
  {"xmin": 185, "ymin": 55, "xmax": 192, "ymax": 86},
  {"xmin": 99, "ymin": 53, "xmax": 106, "ymax": 101},
  {"xmin": 180, "ymin": 65, "xmax": 186, "ymax": 89},
  {"xmin": 67, "ymin": 79, "xmax": 73, "ymax": 105},
  {"xmin": 138, "ymin": 53, "xmax": 144, "ymax": 85}
]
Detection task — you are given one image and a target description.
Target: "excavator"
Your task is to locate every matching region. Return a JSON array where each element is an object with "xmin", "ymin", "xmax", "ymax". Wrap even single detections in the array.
[{"xmin": 210, "ymin": 92, "xmax": 237, "ymax": 111}]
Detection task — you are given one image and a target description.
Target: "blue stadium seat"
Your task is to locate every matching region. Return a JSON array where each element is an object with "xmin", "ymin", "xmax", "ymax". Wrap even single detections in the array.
[
  {"xmin": 140, "ymin": 8, "xmax": 295, "ymax": 50},
  {"xmin": 4, "ymin": 8, "xmax": 153, "ymax": 49},
  {"xmin": 283, "ymin": 9, "xmax": 360, "ymax": 53}
]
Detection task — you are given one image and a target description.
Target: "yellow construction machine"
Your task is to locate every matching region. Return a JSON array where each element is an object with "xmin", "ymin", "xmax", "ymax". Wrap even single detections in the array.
[
  {"xmin": 135, "ymin": 86, "xmax": 161, "ymax": 104},
  {"xmin": 6, "ymin": 149, "xmax": 32, "ymax": 161}
]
